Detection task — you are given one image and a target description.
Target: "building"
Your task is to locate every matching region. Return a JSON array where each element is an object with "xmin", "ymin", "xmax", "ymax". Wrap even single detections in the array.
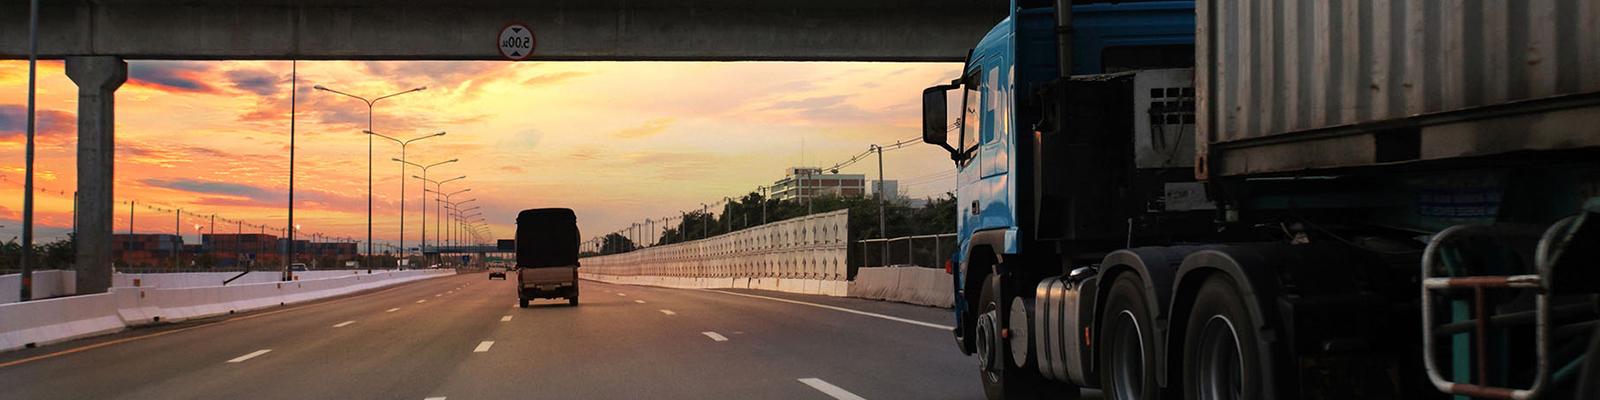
[
  {"xmin": 870, "ymin": 179, "xmax": 900, "ymax": 201},
  {"xmin": 771, "ymin": 167, "xmax": 866, "ymax": 201}
]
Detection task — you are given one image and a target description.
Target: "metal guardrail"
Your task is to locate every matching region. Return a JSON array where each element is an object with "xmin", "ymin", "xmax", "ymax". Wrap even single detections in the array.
[{"xmin": 855, "ymin": 233, "xmax": 956, "ymax": 269}]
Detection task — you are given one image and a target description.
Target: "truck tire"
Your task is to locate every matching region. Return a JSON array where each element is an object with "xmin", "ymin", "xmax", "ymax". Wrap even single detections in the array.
[
  {"xmin": 977, "ymin": 275, "xmax": 1075, "ymax": 400},
  {"xmin": 519, "ymin": 297, "xmax": 529, "ymax": 308},
  {"xmin": 1100, "ymin": 273, "xmax": 1160, "ymax": 400},
  {"xmin": 1182, "ymin": 274, "xmax": 1266, "ymax": 400},
  {"xmin": 568, "ymin": 296, "xmax": 579, "ymax": 306}
]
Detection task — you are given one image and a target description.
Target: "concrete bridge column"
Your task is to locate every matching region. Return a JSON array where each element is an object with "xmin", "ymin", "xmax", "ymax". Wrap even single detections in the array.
[{"xmin": 66, "ymin": 56, "xmax": 126, "ymax": 295}]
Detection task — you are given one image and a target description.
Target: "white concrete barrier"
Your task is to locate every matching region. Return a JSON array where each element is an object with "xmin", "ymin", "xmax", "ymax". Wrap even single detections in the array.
[
  {"xmin": 0, "ymin": 270, "xmax": 79, "ymax": 304},
  {"xmin": 0, "ymin": 269, "xmax": 454, "ymax": 352},
  {"xmin": 112, "ymin": 269, "xmax": 381, "ymax": 289},
  {"xmin": 845, "ymin": 266, "xmax": 952, "ymax": 308},
  {"xmin": 580, "ymin": 210, "xmax": 850, "ymax": 297},
  {"xmin": 0, "ymin": 293, "xmax": 123, "ymax": 352}
]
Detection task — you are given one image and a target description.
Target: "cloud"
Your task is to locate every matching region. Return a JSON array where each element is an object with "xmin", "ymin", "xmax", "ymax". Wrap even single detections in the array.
[
  {"xmin": 500, "ymin": 165, "xmax": 525, "ymax": 173},
  {"xmin": 0, "ymin": 104, "xmax": 74, "ymax": 140},
  {"xmin": 226, "ymin": 68, "xmax": 282, "ymax": 96},
  {"xmin": 763, "ymin": 94, "xmax": 904, "ymax": 126},
  {"xmin": 522, "ymin": 71, "xmax": 589, "ymax": 86},
  {"xmin": 143, "ymin": 178, "xmax": 275, "ymax": 199},
  {"xmin": 127, "ymin": 61, "xmax": 218, "ymax": 93},
  {"xmin": 614, "ymin": 118, "xmax": 675, "ymax": 139}
]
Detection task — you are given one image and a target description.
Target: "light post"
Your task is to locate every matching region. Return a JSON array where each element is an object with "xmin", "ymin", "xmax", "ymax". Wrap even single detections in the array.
[
  {"xmin": 395, "ymin": 158, "xmax": 457, "ymax": 254},
  {"xmin": 445, "ymin": 197, "xmax": 476, "ymax": 250},
  {"xmin": 457, "ymin": 208, "xmax": 482, "ymax": 249},
  {"xmin": 313, "ymin": 84, "xmax": 425, "ymax": 272},
  {"xmin": 367, "ymin": 130, "xmax": 445, "ymax": 259},
  {"xmin": 421, "ymin": 176, "xmax": 466, "ymax": 251}
]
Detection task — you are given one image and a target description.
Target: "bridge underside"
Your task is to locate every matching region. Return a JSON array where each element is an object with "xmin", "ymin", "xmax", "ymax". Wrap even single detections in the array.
[{"xmin": 1, "ymin": 1, "xmax": 1002, "ymax": 61}]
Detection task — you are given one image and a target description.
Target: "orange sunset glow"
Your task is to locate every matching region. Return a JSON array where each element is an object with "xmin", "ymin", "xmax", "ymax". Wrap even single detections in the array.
[{"xmin": 0, "ymin": 60, "xmax": 961, "ymax": 247}]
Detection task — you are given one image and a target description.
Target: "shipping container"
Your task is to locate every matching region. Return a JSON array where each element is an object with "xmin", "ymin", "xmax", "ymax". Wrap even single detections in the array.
[{"xmin": 1196, "ymin": 0, "xmax": 1600, "ymax": 178}]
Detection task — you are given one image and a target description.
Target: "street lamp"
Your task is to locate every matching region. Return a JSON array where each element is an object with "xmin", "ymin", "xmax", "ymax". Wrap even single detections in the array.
[
  {"xmin": 418, "ymin": 175, "xmax": 465, "ymax": 252},
  {"xmin": 313, "ymin": 84, "xmax": 425, "ymax": 272},
  {"xmin": 396, "ymin": 158, "xmax": 457, "ymax": 254},
  {"xmin": 366, "ymin": 130, "xmax": 445, "ymax": 260}
]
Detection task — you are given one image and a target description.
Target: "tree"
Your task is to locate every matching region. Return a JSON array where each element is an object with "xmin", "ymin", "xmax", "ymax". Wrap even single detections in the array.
[{"xmin": 600, "ymin": 233, "xmax": 636, "ymax": 255}]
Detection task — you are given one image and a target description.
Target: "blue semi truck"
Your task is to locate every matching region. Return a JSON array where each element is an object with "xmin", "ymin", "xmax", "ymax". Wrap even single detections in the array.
[{"xmin": 920, "ymin": 1, "xmax": 1599, "ymax": 399}]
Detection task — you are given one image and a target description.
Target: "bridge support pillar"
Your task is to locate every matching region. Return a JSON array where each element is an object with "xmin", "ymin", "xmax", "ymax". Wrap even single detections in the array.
[{"xmin": 66, "ymin": 56, "xmax": 127, "ymax": 295}]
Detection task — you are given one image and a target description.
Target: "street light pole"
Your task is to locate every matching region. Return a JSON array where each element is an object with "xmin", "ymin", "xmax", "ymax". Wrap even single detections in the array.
[
  {"xmin": 313, "ymin": 85, "xmax": 425, "ymax": 273},
  {"xmin": 397, "ymin": 158, "xmax": 457, "ymax": 256},
  {"xmin": 367, "ymin": 130, "xmax": 445, "ymax": 262}
]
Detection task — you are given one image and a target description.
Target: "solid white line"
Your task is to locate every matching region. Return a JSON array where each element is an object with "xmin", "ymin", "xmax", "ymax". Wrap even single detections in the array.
[
  {"xmin": 417, "ymin": 299, "xmax": 427, "ymax": 304},
  {"xmin": 659, "ymin": 309, "xmax": 676, "ymax": 315},
  {"xmin": 500, "ymin": 315, "xmax": 513, "ymax": 322},
  {"xmin": 701, "ymin": 331, "xmax": 729, "ymax": 342},
  {"xmin": 227, "ymin": 349, "xmax": 272, "ymax": 363},
  {"xmin": 634, "ymin": 300, "xmax": 646, "ymax": 304},
  {"xmin": 473, "ymin": 341, "xmax": 494, "ymax": 353},
  {"xmin": 333, "ymin": 320, "xmax": 356, "ymax": 328},
  {"xmin": 386, "ymin": 307, "xmax": 400, "ymax": 313},
  {"xmin": 798, "ymin": 378, "xmax": 867, "ymax": 400},
  {"xmin": 708, "ymin": 290, "xmax": 953, "ymax": 331}
]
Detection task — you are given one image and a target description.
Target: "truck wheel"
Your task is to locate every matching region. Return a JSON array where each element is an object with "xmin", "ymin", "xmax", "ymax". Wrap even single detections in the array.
[
  {"xmin": 568, "ymin": 296, "xmax": 579, "ymax": 306},
  {"xmin": 1101, "ymin": 273, "xmax": 1160, "ymax": 400},
  {"xmin": 1182, "ymin": 274, "xmax": 1265, "ymax": 400},
  {"xmin": 978, "ymin": 275, "xmax": 1066, "ymax": 400},
  {"xmin": 518, "ymin": 297, "xmax": 529, "ymax": 308}
]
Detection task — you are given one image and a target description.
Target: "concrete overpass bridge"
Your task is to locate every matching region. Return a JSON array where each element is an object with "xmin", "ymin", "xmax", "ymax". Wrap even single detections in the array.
[{"xmin": 0, "ymin": 0, "xmax": 1005, "ymax": 294}]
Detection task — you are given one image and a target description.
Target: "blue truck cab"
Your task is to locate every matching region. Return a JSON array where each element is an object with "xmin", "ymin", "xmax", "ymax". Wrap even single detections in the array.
[{"xmin": 932, "ymin": 0, "xmax": 1194, "ymax": 362}]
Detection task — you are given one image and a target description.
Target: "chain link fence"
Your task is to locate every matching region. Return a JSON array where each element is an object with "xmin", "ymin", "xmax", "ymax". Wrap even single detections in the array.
[{"xmin": 854, "ymin": 233, "xmax": 956, "ymax": 270}]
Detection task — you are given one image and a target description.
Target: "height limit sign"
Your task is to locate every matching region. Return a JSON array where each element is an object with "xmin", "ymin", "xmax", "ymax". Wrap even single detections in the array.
[{"xmin": 498, "ymin": 23, "xmax": 536, "ymax": 60}]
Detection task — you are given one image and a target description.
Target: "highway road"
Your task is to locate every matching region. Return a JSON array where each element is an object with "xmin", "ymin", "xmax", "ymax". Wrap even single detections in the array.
[{"xmin": 0, "ymin": 272, "xmax": 984, "ymax": 399}]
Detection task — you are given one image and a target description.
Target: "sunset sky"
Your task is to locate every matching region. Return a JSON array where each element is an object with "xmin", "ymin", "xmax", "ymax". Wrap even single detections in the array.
[{"xmin": 0, "ymin": 60, "xmax": 961, "ymax": 248}]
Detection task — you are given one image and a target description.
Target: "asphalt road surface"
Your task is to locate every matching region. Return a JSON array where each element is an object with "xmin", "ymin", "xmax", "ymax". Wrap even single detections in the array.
[{"xmin": 0, "ymin": 272, "xmax": 987, "ymax": 399}]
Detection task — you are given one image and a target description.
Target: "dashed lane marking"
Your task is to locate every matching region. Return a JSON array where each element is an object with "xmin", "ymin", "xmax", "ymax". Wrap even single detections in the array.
[
  {"xmin": 473, "ymin": 341, "xmax": 495, "ymax": 353},
  {"xmin": 386, "ymin": 308, "xmax": 400, "ymax": 313},
  {"xmin": 333, "ymin": 320, "xmax": 355, "ymax": 328},
  {"xmin": 227, "ymin": 349, "xmax": 272, "ymax": 363},
  {"xmin": 634, "ymin": 300, "xmax": 646, "ymax": 304},
  {"xmin": 701, "ymin": 331, "xmax": 729, "ymax": 342},
  {"xmin": 798, "ymin": 378, "xmax": 867, "ymax": 400},
  {"xmin": 659, "ymin": 309, "xmax": 676, "ymax": 315},
  {"xmin": 417, "ymin": 299, "xmax": 428, "ymax": 304},
  {"xmin": 500, "ymin": 315, "xmax": 513, "ymax": 322}
]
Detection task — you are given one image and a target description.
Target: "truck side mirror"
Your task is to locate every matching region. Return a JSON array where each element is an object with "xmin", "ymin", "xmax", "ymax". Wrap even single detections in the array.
[{"xmin": 922, "ymin": 83, "xmax": 960, "ymax": 157}]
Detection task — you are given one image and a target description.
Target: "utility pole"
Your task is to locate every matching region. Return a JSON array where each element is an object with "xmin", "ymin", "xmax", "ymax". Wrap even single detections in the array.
[
  {"xmin": 20, "ymin": 0, "xmax": 40, "ymax": 301},
  {"xmin": 874, "ymin": 144, "xmax": 887, "ymax": 239},
  {"xmin": 173, "ymin": 208, "xmax": 180, "ymax": 270},
  {"xmin": 128, "ymin": 201, "xmax": 134, "ymax": 234}
]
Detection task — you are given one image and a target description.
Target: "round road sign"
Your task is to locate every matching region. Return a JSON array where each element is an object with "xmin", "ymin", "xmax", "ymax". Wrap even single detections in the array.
[{"xmin": 498, "ymin": 23, "xmax": 536, "ymax": 61}]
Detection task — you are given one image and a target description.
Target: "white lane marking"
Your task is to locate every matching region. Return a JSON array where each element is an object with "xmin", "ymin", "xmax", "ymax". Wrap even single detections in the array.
[
  {"xmin": 617, "ymin": 293, "xmax": 627, "ymax": 297},
  {"xmin": 798, "ymin": 378, "xmax": 867, "ymax": 400},
  {"xmin": 333, "ymin": 320, "xmax": 356, "ymax": 328},
  {"xmin": 634, "ymin": 300, "xmax": 646, "ymax": 304},
  {"xmin": 435, "ymin": 294, "xmax": 442, "ymax": 297},
  {"xmin": 659, "ymin": 309, "xmax": 676, "ymax": 315},
  {"xmin": 709, "ymin": 290, "xmax": 954, "ymax": 330},
  {"xmin": 500, "ymin": 315, "xmax": 513, "ymax": 322},
  {"xmin": 417, "ymin": 299, "xmax": 427, "ymax": 304},
  {"xmin": 701, "ymin": 331, "xmax": 729, "ymax": 342},
  {"xmin": 424, "ymin": 397, "xmax": 447, "ymax": 400},
  {"xmin": 227, "ymin": 349, "xmax": 272, "ymax": 363},
  {"xmin": 386, "ymin": 307, "xmax": 400, "ymax": 313},
  {"xmin": 473, "ymin": 341, "xmax": 495, "ymax": 353}
]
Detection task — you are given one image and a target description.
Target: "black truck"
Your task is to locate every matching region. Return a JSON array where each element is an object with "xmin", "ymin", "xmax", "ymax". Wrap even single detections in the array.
[{"xmin": 515, "ymin": 208, "xmax": 581, "ymax": 307}]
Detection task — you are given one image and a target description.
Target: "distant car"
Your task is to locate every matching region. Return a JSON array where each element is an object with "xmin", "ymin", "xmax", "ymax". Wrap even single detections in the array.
[
  {"xmin": 290, "ymin": 263, "xmax": 308, "ymax": 272},
  {"xmin": 488, "ymin": 268, "xmax": 507, "ymax": 280}
]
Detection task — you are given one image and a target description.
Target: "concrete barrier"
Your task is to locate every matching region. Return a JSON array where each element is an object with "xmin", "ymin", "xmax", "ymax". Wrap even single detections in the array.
[
  {"xmin": 0, "ymin": 293, "xmax": 124, "ymax": 352},
  {"xmin": 845, "ymin": 266, "xmax": 952, "ymax": 308},
  {"xmin": 0, "ymin": 270, "xmax": 79, "ymax": 304},
  {"xmin": 112, "ymin": 269, "xmax": 382, "ymax": 289},
  {"xmin": 580, "ymin": 272, "xmax": 848, "ymax": 297},
  {"xmin": 0, "ymin": 269, "xmax": 454, "ymax": 353}
]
